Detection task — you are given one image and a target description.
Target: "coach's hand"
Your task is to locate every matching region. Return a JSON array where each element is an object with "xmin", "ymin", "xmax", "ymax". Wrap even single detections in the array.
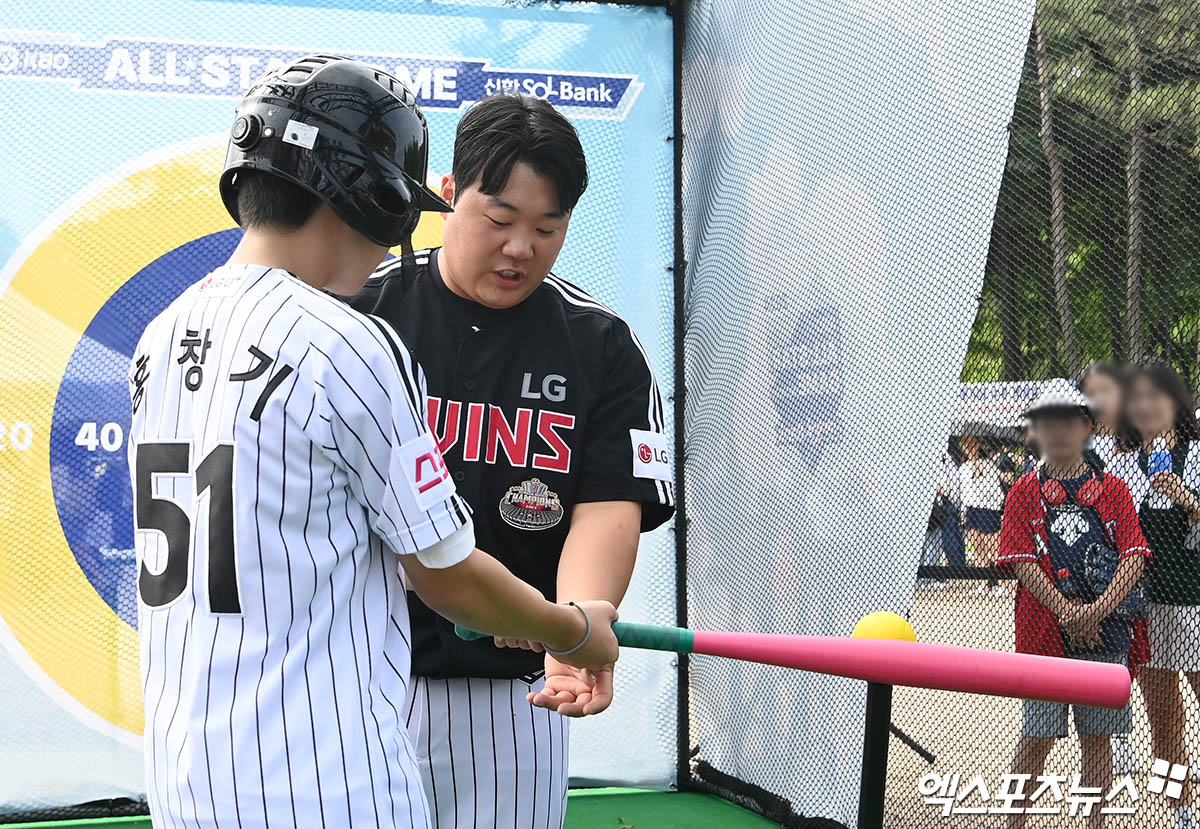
[
  {"xmin": 548, "ymin": 599, "xmax": 619, "ymax": 672},
  {"xmin": 1150, "ymin": 471, "xmax": 1200, "ymax": 512},
  {"xmin": 528, "ymin": 655, "xmax": 615, "ymax": 717}
]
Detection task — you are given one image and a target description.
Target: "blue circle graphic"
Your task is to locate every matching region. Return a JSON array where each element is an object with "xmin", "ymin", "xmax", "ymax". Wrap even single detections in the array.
[{"xmin": 49, "ymin": 230, "xmax": 241, "ymax": 628}]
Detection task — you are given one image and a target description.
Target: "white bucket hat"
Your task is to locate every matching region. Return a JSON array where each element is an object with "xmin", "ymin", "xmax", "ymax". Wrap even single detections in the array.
[{"xmin": 1023, "ymin": 378, "xmax": 1096, "ymax": 421}]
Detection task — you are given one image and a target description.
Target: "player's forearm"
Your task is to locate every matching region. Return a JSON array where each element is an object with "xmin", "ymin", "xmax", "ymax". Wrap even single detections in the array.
[
  {"xmin": 1012, "ymin": 561, "xmax": 1072, "ymax": 617},
  {"xmin": 404, "ymin": 549, "xmax": 585, "ymax": 652},
  {"xmin": 1090, "ymin": 556, "xmax": 1145, "ymax": 619},
  {"xmin": 556, "ymin": 500, "xmax": 641, "ymax": 605}
]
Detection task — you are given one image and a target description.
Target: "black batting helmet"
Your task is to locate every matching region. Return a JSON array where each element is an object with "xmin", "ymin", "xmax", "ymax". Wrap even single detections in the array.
[{"xmin": 219, "ymin": 54, "xmax": 451, "ymax": 247}]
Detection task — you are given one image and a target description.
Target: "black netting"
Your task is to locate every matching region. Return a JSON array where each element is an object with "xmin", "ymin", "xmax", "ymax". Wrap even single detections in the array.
[
  {"xmin": 0, "ymin": 799, "xmax": 148, "ymax": 825},
  {"xmin": 682, "ymin": 0, "xmax": 1200, "ymax": 826}
]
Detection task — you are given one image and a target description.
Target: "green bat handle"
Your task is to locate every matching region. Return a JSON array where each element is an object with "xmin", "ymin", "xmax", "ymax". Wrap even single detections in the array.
[{"xmin": 454, "ymin": 621, "xmax": 695, "ymax": 654}]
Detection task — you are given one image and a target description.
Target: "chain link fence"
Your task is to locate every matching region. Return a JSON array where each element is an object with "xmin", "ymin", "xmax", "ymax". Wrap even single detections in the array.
[{"xmin": 681, "ymin": 0, "xmax": 1200, "ymax": 826}]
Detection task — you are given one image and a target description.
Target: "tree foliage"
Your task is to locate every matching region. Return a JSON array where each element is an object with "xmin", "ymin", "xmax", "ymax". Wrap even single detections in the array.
[{"xmin": 964, "ymin": 0, "xmax": 1200, "ymax": 386}]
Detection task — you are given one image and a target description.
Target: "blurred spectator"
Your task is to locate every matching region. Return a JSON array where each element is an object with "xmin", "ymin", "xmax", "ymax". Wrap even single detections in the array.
[
  {"xmin": 997, "ymin": 381, "xmax": 1147, "ymax": 829},
  {"xmin": 1020, "ymin": 421, "xmax": 1041, "ymax": 474},
  {"xmin": 940, "ymin": 439, "xmax": 966, "ymax": 569},
  {"xmin": 994, "ymin": 445, "xmax": 1019, "ymax": 495},
  {"xmin": 1078, "ymin": 361, "xmax": 1125, "ymax": 469},
  {"xmin": 918, "ymin": 444, "xmax": 963, "ymax": 591},
  {"xmin": 960, "ymin": 435, "xmax": 1006, "ymax": 597},
  {"xmin": 1109, "ymin": 360, "xmax": 1200, "ymax": 829},
  {"xmin": 917, "ymin": 495, "xmax": 949, "ymax": 591},
  {"xmin": 1076, "ymin": 361, "xmax": 1141, "ymax": 776}
]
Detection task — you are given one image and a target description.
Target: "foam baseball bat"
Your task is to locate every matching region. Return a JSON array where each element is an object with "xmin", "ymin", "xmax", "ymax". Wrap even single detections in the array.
[{"xmin": 456, "ymin": 622, "xmax": 1131, "ymax": 709}]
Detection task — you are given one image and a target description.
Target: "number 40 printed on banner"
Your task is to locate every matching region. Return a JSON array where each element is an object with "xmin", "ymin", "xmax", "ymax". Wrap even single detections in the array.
[{"xmin": 74, "ymin": 421, "xmax": 124, "ymax": 452}]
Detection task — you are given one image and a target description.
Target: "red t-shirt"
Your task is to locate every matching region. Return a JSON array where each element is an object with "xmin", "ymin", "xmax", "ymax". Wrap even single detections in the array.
[{"xmin": 996, "ymin": 469, "xmax": 1152, "ymax": 673}]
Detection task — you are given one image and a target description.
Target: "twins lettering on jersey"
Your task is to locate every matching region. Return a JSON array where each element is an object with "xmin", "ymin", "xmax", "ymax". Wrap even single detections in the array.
[{"xmin": 427, "ymin": 394, "xmax": 575, "ymax": 473}]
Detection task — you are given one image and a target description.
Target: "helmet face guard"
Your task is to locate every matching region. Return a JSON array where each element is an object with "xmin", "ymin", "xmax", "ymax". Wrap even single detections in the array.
[{"xmin": 220, "ymin": 55, "xmax": 451, "ymax": 247}]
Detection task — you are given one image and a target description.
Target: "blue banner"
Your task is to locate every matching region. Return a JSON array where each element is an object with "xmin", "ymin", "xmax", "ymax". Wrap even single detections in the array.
[{"xmin": 0, "ymin": 34, "xmax": 641, "ymax": 117}]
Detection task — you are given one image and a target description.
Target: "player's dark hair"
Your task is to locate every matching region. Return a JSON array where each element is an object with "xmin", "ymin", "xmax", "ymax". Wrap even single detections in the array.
[
  {"xmin": 452, "ymin": 93, "xmax": 588, "ymax": 213},
  {"xmin": 1117, "ymin": 359, "xmax": 1199, "ymax": 450},
  {"xmin": 234, "ymin": 170, "xmax": 323, "ymax": 232}
]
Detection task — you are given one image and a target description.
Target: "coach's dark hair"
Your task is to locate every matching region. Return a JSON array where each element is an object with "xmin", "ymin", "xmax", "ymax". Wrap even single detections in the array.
[
  {"xmin": 452, "ymin": 93, "xmax": 588, "ymax": 213},
  {"xmin": 234, "ymin": 170, "xmax": 323, "ymax": 232},
  {"xmin": 1117, "ymin": 358, "xmax": 1199, "ymax": 450}
]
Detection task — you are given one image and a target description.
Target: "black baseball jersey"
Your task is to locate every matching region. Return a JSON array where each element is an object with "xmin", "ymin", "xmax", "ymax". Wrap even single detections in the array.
[{"xmin": 347, "ymin": 248, "xmax": 675, "ymax": 678}]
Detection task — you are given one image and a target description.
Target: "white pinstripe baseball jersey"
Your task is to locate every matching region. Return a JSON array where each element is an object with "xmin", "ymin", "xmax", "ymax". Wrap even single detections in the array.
[{"xmin": 128, "ymin": 263, "xmax": 474, "ymax": 828}]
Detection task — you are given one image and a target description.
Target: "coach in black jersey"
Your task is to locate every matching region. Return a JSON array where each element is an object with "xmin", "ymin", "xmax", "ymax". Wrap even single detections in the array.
[{"xmin": 347, "ymin": 94, "xmax": 674, "ymax": 828}]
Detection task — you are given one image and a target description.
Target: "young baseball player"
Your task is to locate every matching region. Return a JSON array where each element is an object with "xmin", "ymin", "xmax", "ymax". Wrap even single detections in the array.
[
  {"xmin": 995, "ymin": 381, "xmax": 1149, "ymax": 829},
  {"xmin": 346, "ymin": 93, "xmax": 675, "ymax": 828},
  {"xmin": 129, "ymin": 57, "xmax": 618, "ymax": 829}
]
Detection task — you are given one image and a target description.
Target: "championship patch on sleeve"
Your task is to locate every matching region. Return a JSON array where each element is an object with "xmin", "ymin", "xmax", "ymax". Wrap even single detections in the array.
[
  {"xmin": 630, "ymin": 428, "xmax": 671, "ymax": 481},
  {"xmin": 397, "ymin": 432, "xmax": 455, "ymax": 513}
]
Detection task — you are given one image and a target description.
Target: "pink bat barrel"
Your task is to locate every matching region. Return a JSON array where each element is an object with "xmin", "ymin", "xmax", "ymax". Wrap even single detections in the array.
[{"xmin": 692, "ymin": 631, "xmax": 1131, "ymax": 709}]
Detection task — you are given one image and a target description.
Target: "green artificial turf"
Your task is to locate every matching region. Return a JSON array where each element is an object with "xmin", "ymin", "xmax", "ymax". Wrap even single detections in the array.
[
  {"xmin": 566, "ymin": 788, "xmax": 781, "ymax": 828},
  {"xmin": 4, "ymin": 789, "xmax": 781, "ymax": 828}
]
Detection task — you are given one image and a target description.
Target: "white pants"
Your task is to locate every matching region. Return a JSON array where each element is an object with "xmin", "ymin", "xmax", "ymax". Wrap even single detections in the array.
[
  {"xmin": 404, "ymin": 676, "xmax": 570, "ymax": 829},
  {"xmin": 1147, "ymin": 601, "xmax": 1200, "ymax": 672}
]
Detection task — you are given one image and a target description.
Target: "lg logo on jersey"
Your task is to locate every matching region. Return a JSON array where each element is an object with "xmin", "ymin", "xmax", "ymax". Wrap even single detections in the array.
[
  {"xmin": 631, "ymin": 429, "xmax": 671, "ymax": 482},
  {"xmin": 520, "ymin": 372, "xmax": 566, "ymax": 403},
  {"xmin": 638, "ymin": 441, "xmax": 668, "ymax": 466}
]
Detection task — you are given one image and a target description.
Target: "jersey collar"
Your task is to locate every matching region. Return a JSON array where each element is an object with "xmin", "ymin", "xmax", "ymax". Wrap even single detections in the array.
[{"xmin": 427, "ymin": 247, "xmax": 534, "ymax": 330}]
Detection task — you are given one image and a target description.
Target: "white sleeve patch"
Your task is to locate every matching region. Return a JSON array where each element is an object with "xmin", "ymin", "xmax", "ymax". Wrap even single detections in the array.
[
  {"xmin": 630, "ymin": 428, "xmax": 671, "ymax": 482},
  {"xmin": 397, "ymin": 431, "xmax": 455, "ymax": 513}
]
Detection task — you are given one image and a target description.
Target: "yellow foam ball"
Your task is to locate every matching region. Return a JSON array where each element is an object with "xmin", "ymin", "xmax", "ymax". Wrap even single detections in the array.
[{"xmin": 852, "ymin": 611, "xmax": 916, "ymax": 642}]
